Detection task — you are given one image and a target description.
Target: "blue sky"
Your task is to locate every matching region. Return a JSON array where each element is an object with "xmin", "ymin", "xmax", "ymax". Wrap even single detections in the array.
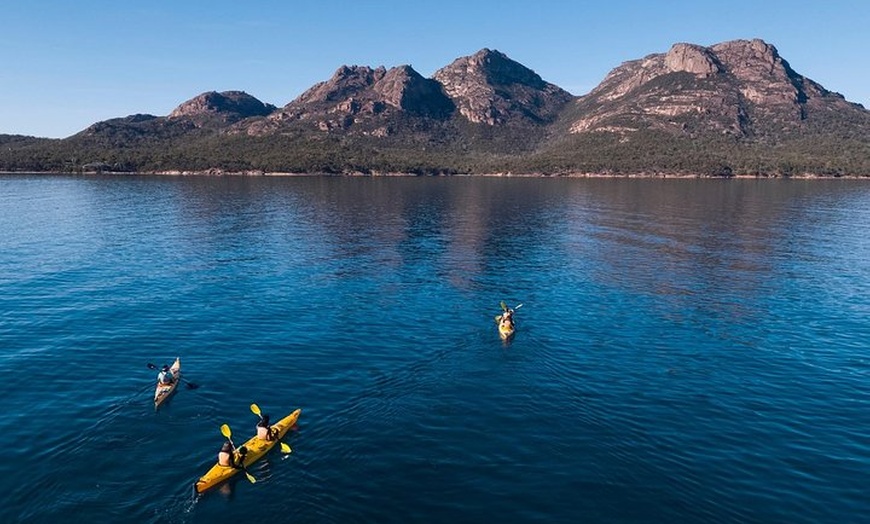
[{"xmin": 2, "ymin": 0, "xmax": 868, "ymax": 138}]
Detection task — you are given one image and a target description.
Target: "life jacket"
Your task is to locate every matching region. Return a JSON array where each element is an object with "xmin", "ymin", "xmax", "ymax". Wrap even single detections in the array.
[
  {"xmin": 158, "ymin": 370, "xmax": 173, "ymax": 384},
  {"xmin": 218, "ymin": 450, "xmax": 233, "ymax": 467},
  {"xmin": 257, "ymin": 424, "xmax": 277, "ymax": 441}
]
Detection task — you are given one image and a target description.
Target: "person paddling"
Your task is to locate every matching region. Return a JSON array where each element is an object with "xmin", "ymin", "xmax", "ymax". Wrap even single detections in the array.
[
  {"xmin": 250, "ymin": 404, "xmax": 291, "ymax": 453},
  {"xmin": 256, "ymin": 414, "xmax": 278, "ymax": 441},
  {"xmin": 217, "ymin": 440, "xmax": 248, "ymax": 469},
  {"xmin": 157, "ymin": 364, "xmax": 175, "ymax": 385},
  {"xmin": 497, "ymin": 307, "xmax": 514, "ymax": 329},
  {"xmin": 217, "ymin": 441, "xmax": 235, "ymax": 467}
]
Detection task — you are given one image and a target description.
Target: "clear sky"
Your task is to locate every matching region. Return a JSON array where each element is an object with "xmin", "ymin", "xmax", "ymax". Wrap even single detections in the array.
[{"xmin": 2, "ymin": 0, "xmax": 868, "ymax": 138}]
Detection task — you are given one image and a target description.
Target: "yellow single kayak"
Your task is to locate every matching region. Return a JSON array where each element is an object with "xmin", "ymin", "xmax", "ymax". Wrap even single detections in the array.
[
  {"xmin": 154, "ymin": 357, "xmax": 181, "ymax": 408},
  {"xmin": 498, "ymin": 322, "xmax": 516, "ymax": 339},
  {"xmin": 194, "ymin": 408, "xmax": 302, "ymax": 493},
  {"xmin": 498, "ymin": 320, "xmax": 516, "ymax": 339}
]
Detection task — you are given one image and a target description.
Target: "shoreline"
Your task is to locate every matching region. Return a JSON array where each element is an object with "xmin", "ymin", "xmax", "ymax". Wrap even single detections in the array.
[{"xmin": 1, "ymin": 170, "xmax": 868, "ymax": 179}]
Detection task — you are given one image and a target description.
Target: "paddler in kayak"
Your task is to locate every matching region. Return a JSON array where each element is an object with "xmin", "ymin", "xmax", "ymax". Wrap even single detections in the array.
[
  {"xmin": 217, "ymin": 441, "xmax": 247, "ymax": 468},
  {"xmin": 157, "ymin": 364, "xmax": 175, "ymax": 385},
  {"xmin": 496, "ymin": 306, "xmax": 515, "ymax": 331},
  {"xmin": 256, "ymin": 414, "xmax": 278, "ymax": 441}
]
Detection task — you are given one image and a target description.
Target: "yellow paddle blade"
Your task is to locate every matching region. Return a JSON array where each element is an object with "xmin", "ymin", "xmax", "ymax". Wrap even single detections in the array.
[
  {"xmin": 220, "ymin": 424, "xmax": 231, "ymax": 438},
  {"xmin": 280, "ymin": 442, "xmax": 292, "ymax": 454},
  {"xmin": 244, "ymin": 471, "xmax": 257, "ymax": 483},
  {"xmin": 250, "ymin": 403, "xmax": 261, "ymax": 417}
]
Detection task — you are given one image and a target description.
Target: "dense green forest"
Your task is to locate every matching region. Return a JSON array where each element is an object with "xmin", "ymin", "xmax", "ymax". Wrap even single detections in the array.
[{"xmin": 2, "ymin": 124, "xmax": 868, "ymax": 177}]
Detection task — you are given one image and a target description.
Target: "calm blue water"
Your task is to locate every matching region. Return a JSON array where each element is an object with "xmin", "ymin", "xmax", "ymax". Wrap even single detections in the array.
[{"xmin": 1, "ymin": 175, "xmax": 868, "ymax": 523}]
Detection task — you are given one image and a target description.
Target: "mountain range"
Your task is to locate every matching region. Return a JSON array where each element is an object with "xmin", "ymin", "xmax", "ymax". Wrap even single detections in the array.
[{"xmin": 2, "ymin": 38, "xmax": 868, "ymax": 176}]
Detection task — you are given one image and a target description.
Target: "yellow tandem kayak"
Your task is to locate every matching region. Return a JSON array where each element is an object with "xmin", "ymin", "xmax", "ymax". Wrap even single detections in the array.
[{"xmin": 194, "ymin": 408, "xmax": 301, "ymax": 494}]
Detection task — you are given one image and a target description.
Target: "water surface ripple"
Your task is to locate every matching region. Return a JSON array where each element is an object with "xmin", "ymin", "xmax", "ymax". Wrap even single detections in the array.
[{"xmin": 1, "ymin": 176, "xmax": 868, "ymax": 523}]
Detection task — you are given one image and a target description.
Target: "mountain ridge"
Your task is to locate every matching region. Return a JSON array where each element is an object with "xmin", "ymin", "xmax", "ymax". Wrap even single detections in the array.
[{"xmin": 2, "ymin": 38, "xmax": 868, "ymax": 176}]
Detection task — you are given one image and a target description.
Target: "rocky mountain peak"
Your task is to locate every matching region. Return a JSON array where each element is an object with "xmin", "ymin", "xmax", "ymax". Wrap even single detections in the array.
[
  {"xmin": 169, "ymin": 91, "xmax": 275, "ymax": 123},
  {"xmin": 567, "ymin": 38, "xmax": 860, "ymax": 138},
  {"xmin": 296, "ymin": 65, "xmax": 389, "ymax": 104},
  {"xmin": 465, "ymin": 48, "xmax": 546, "ymax": 88},
  {"xmin": 433, "ymin": 48, "xmax": 572, "ymax": 125},
  {"xmin": 250, "ymin": 63, "xmax": 454, "ymax": 135},
  {"xmin": 373, "ymin": 65, "xmax": 454, "ymax": 117},
  {"xmin": 713, "ymin": 38, "xmax": 781, "ymax": 69},
  {"xmin": 664, "ymin": 43, "xmax": 721, "ymax": 76},
  {"xmin": 709, "ymin": 39, "xmax": 805, "ymax": 107}
]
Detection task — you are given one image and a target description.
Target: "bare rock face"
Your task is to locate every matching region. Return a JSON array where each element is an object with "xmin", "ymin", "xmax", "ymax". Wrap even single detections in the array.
[
  {"xmin": 373, "ymin": 65, "xmax": 454, "ymax": 117},
  {"xmin": 569, "ymin": 45, "xmax": 743, "ymax": 136},
  {"xmin": 710, "ymin": 38, "xmax": 855, "ymax": 122},
  {"xmin": 254, "ymin": 64, "xmax": 453, "ymax": 134},
  {"xmin": 293, "ymin": 65, "xmax": 388, "ymax": 106},
  {"xmin": 432, "ymin": 48, "xmax": 572, "ymax": 125},
  {"xmin": 169, "ymin": 91, "xmax": 275, "ymax": 126},
  {"xmin": 709, "ymin": 39, "xmax": 809, "ymax": 112},
  {"xmin": 568, "ymin": 38, "xmax": 858, "ymax": 137},
  {"xmin": 664, "ymin": 43, "xmax": 721, "ymax": 76}
]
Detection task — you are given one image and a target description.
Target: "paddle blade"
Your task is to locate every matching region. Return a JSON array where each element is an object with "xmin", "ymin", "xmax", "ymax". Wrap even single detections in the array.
[
  {"xmin": 185, "ymin": 381, "xmax": 199, "ymax": 390},
  {"xmin": 500, "ymin": 301, "xmax": 507, "ymax": 311},
  {"xmin": 147, "ymin": 363, "xmax": 157, "ymax": 370},
  {"xmin": 280, "ymin": 442, "xmax": 292, "ymax": 454},
  {"xmin": 250, "ymin": 403, "xmax": 262, "ymax": 417},
  {"xmin": 244, "ymin": 471, "xmax": 257, "ymax": 484},
  {"xmin": 220, "ymin": 424, "xmax": 231, "ymax": 439}
]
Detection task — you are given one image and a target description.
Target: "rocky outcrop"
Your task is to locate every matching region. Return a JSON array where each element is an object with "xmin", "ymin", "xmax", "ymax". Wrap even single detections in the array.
[
  {"xmin": 77, "ymin": 92, "xmax": 276, "ymax": 140},
  {"xmin": 292, "ymin": 65, "xmax": 387, "ymax": 107},
  {"xmin": 569, "ymin": 42, "xmax": 743, "ymax": 136},
  {"xmin": 250, "ymin": 64, "xmax": 454, "ymax": 135},
  {"xmin": 433, "ymin": 48, "xmax": 572, "ymax": 125},
  {"xmin": 169, "ymin": 91, "xmax": 275, "ymax": 126},
  {"xmin": 373, "ymin": 65, "xmax": 454, "ymax": 117},
  {"xmin": 664, "ymin": 43, "xmax": 721, "ymax": 76},
  {"xmin": 567, "ymin": 38, "xmax": 861, "ymax": 138},
  {"xmin": 711, "ymin": 40, "xmax": 797, "ymax": 103},
  {"xmin": 266, "ymin": 48, "xmax": 571, "ymax": 132}
]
